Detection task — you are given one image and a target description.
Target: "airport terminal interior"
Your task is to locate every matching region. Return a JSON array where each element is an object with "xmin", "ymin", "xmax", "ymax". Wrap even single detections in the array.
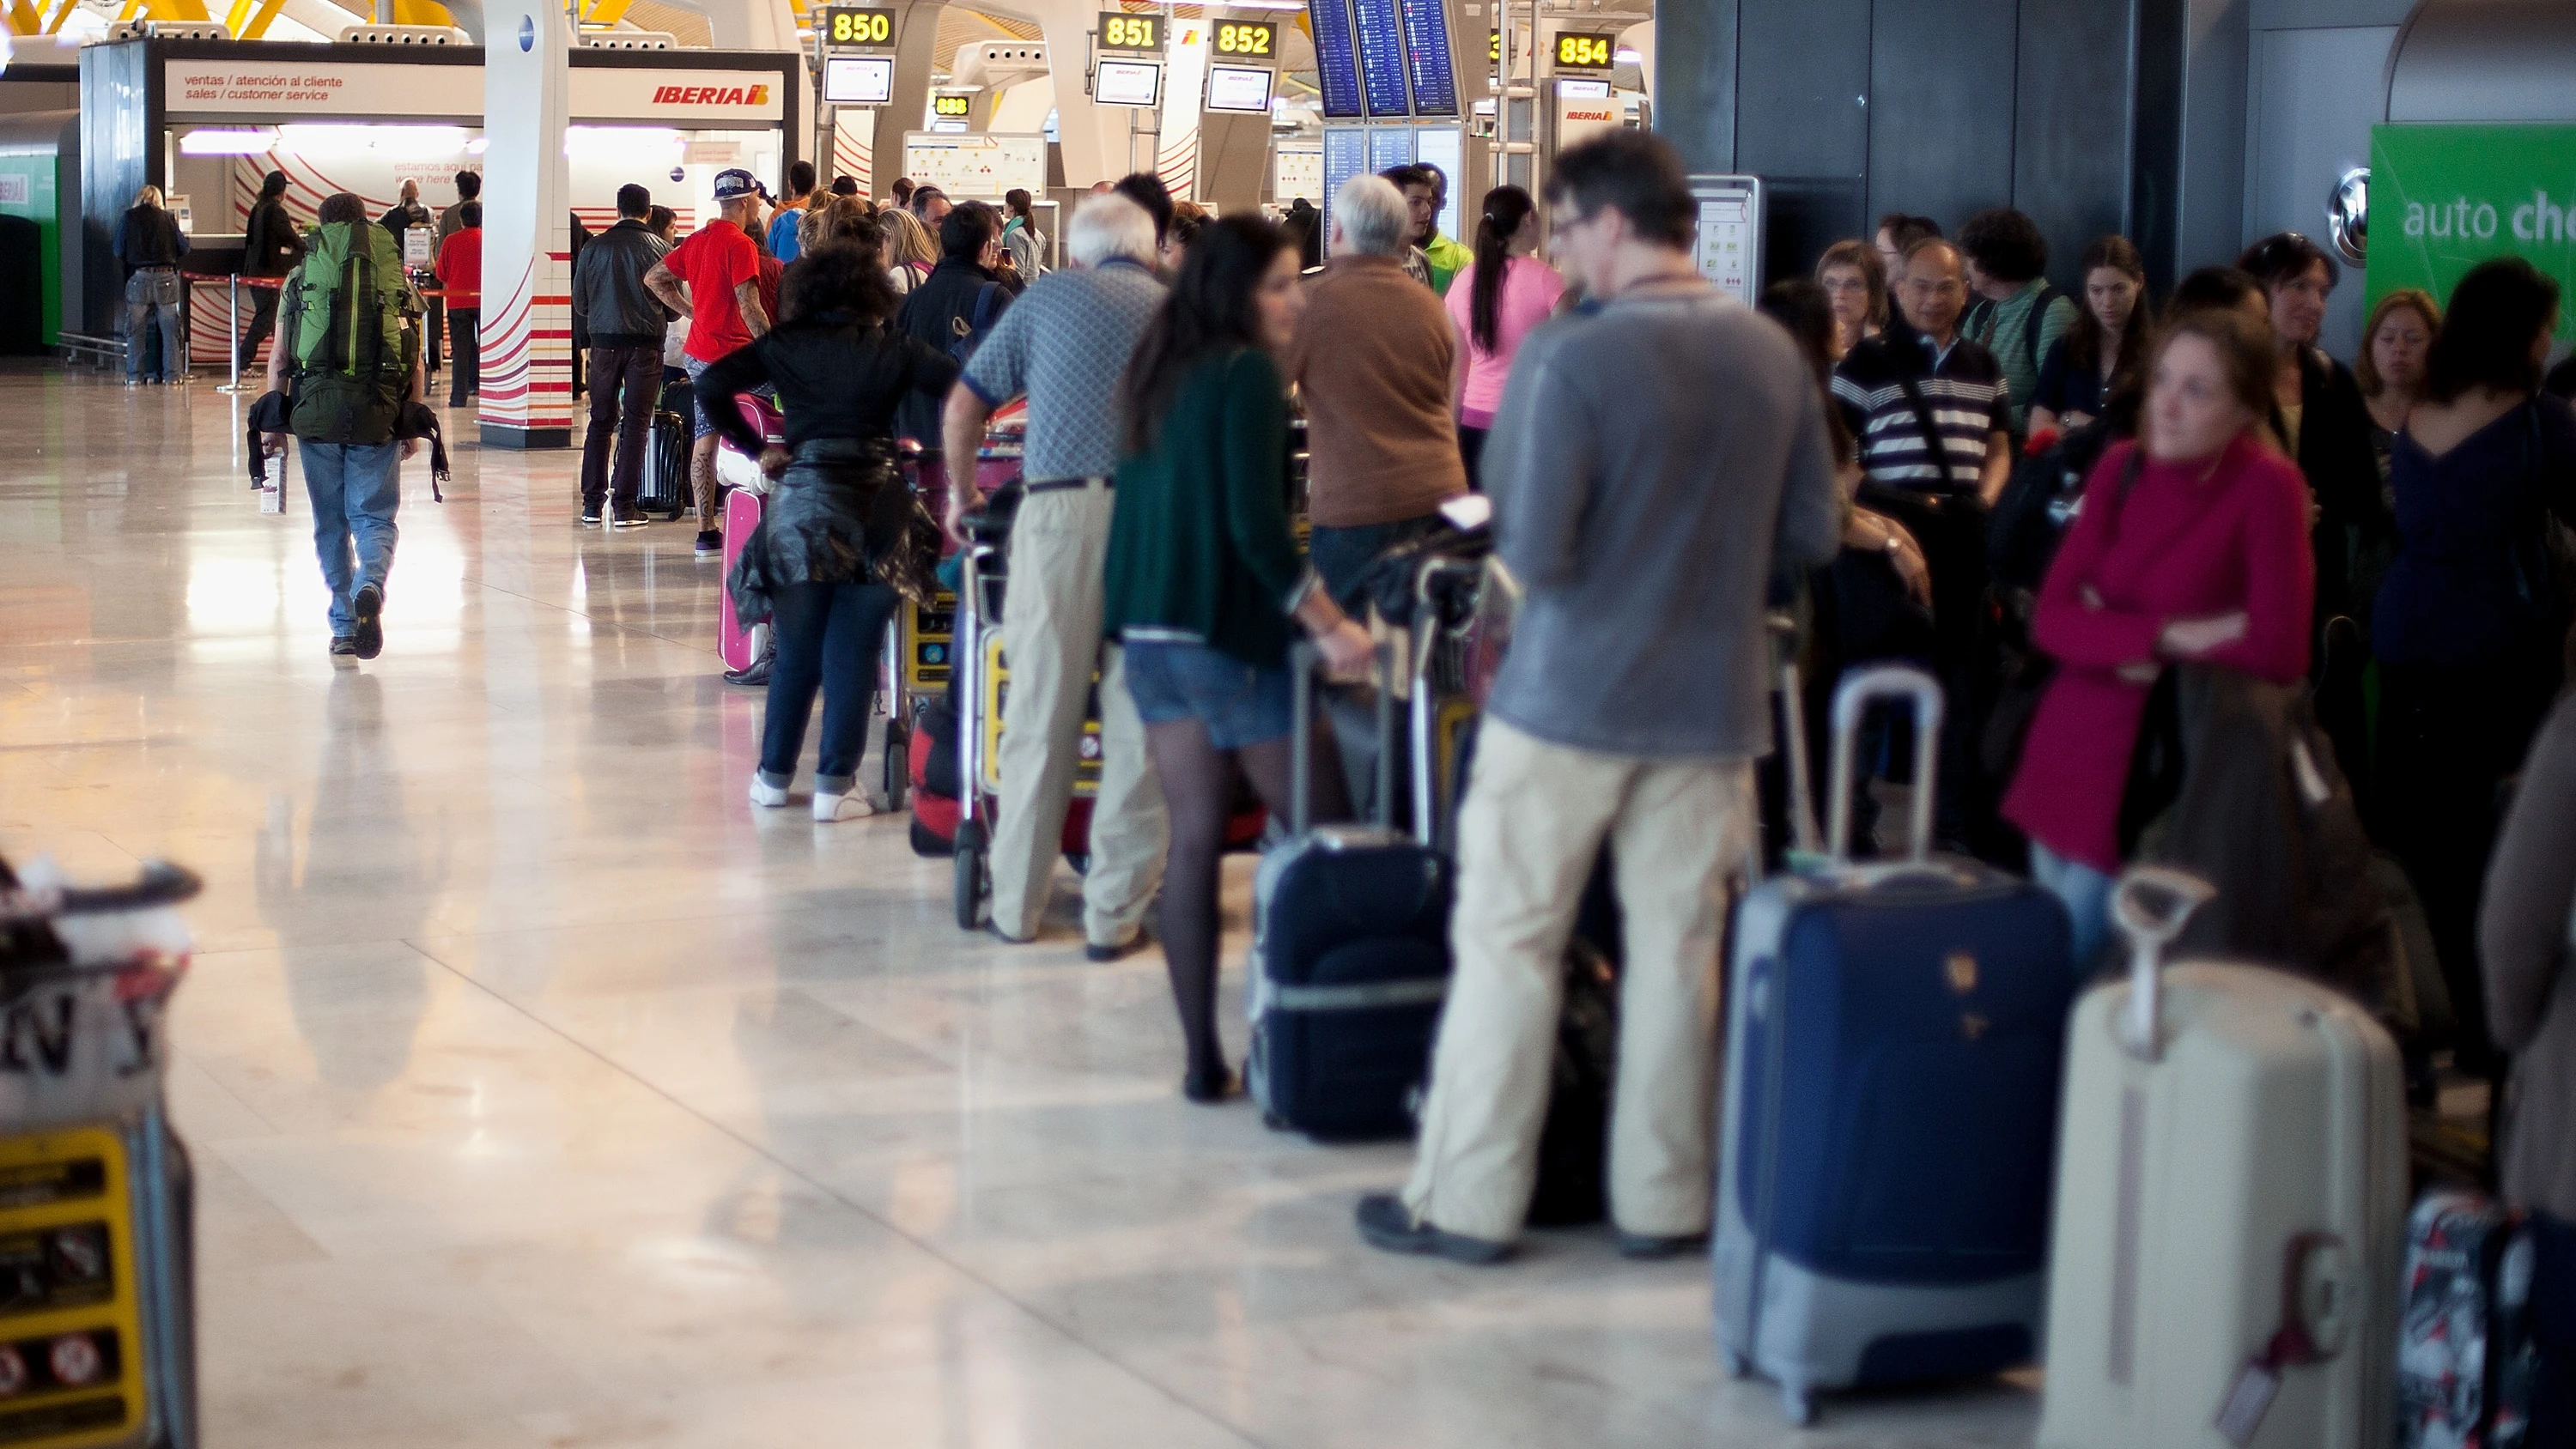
[{"xmin": 4, "ymin": 0, "xmax": 2576, "ymax": 1443}]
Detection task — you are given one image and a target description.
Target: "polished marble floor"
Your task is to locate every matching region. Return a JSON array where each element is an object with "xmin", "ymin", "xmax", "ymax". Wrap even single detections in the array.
[{"xmin": 0, "ymin": 367, "xmax": 2038, "ymax": 1447}]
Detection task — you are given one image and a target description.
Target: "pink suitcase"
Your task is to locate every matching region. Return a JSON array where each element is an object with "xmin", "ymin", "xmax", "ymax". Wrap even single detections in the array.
[{"xmin": 718, "ymin": 486, "xmax": 767, "ymax": 672}]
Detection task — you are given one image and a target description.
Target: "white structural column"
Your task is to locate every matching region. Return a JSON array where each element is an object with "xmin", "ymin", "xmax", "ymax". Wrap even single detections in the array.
[
  {"xmin": 480, "ymin": 4, "xmax": 576, "ymax": 448},
  {"xmin": 1012, "ymin": 0, "xmax": 1121, "ymax": 186},
  {"xmin": 871, "ymin": 0, "xmax": 947, "ymax": 201},
  {"xmin": 1155, "ymin": 15, "xmax": 1208, "ymax": 196}
]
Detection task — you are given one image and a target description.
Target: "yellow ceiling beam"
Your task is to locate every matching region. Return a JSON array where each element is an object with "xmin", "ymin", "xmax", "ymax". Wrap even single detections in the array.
[
  {"xmin": 581, "ymin": 0, "xmax": 635, "ymax": 27},
  {"xmin": 41, "ymin": 0, "xmax": 76, "ymax": 31},
  {"xmin": 388, "ymin": 0, "xmax": 453, "ymax": 22},
  {"xmin": 140, "ymin": 0, "xmax": 214, "ymax": 20},
  {"xmin": 4, "ymin": 0, "xmax": 44, "ymax": 36},
  {"xmin": 233, "ymin": 0, "xmax": 285, "ymax": 39}
]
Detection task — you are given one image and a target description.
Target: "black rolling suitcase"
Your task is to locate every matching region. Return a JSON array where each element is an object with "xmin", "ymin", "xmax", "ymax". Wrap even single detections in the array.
[
  {"xmin": 1248, "ymin": 645, "xmax": 1453, "ymax": 1141},
  {"xmin": 637, "ymin": 408, "xmax": 690, "ymax": 519}
]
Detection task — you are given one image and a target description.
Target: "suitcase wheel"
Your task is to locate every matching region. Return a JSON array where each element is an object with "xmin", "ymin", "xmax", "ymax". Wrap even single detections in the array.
[
  {"xmin": 883, "ymin": 718, "xmax": 910, "ymax": 812},
  {"xmin": 952, "ymin": 821, "xmax": 986, "ymax": 931},
  {"xmin": 1261, "ymin": 1112, "xmax": 1287, "ymax": 1131},
  {"xmin": 1778, "ymin": 1382, "xmax": 1815, "ymax": 1427}
]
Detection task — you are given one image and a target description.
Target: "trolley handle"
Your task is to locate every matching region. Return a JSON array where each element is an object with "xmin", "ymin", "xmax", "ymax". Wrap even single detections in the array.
[{"xmin": 0, "ymin": 861, "xmax": 202, "ymax": 925}]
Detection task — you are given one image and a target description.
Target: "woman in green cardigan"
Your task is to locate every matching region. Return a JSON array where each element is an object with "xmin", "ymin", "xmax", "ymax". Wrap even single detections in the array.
[{"xmin": 1104, "ymin": 214, "xmax": 1376, "ymax": 1102}]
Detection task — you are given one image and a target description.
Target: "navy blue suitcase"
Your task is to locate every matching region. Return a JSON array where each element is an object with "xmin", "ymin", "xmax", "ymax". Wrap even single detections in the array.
[
  {"xmin": 1247, "ymin": 645, "xmax": 1452, "ymax": 1141},
  {"xmin": 1715, "ymin": 665, "xmax": 2075, "ymax": 1423}
]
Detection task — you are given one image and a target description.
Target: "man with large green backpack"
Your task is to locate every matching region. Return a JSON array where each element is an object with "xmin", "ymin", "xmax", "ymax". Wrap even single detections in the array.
[{"xmin": 261, "ymin": 191, "xmax": 426, "ymax": 663}]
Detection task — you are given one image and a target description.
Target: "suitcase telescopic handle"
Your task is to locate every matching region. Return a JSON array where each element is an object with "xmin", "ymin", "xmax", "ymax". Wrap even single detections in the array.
[
  {"xmin": 2108, "ymin": 865, "xmax": 2216, "ymax": 1062},
  {"xmin": 1825, "ymin": 665, "xmax": 1944, "ymax": 864},
  {"xmin": 1290, "ymin": 639, "xmax": 1395, "ymax": 837},
  {"xmin": 1770, "ymin": 615, "xmax": 1822, "ymax": 860}
]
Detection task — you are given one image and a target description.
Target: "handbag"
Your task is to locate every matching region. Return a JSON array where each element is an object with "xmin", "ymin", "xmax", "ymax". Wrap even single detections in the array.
[{"xmin": 1984, "ymin": 448, "xmax": 2148, "ymax": 782}]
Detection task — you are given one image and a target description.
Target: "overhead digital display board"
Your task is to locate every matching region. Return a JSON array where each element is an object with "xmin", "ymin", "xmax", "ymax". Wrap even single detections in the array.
[
  {"xmin": 1350, "ymin": 0, "xmax": 1410, "ymax": 117},
  {"xmin": 1306, "ymin": 0, "xmax": 1364, "ymax": 118},
  {"xmin": 1097, "ymin": 11, "xmax": 1162, "ymax": 52},
  {"xmin": 1396, "ymin": 0, "xmax": 1456, "ymax": 115}
]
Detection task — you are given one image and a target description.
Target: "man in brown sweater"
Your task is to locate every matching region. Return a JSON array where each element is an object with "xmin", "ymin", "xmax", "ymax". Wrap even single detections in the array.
[{"xmin": 1285, "ymin": 173, "xmax": 1470, "ymax": 614}]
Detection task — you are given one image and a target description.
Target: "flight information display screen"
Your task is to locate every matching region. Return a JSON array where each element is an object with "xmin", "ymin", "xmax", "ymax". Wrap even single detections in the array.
[
  {"xmin": 1369, "ymin": 127, "xmax": 1413, "ymax": 174},
  {"xmin": 1396, "ymin": 0, "xmax": 1456, "ymax": 115},
  {"xmin": 1322, "ymin": 126, "xmax": 1368, "ymax": 252},
  {"xmin": 1307, "ymin": 0, "xmax": 1364, "ymax": 118},
  {"xmin": 1350, "ymin": 0, "xmax": 1410, "ymax": 117}
]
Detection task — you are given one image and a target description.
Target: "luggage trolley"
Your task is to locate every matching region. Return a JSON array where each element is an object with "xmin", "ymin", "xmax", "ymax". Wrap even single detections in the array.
[
  {"xmin": 883, "ymin": 405, "xmax": 1026, "ymax": 818},
  {"xmin": 0, "ymin": 856, "xmax": 204, "ymax": 1449}
]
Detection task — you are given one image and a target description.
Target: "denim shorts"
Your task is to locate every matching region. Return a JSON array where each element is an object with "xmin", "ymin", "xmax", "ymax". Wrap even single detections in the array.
[{"xmin": 1121, "ymin": 638, "xmax": 1296, "ymax": 750}]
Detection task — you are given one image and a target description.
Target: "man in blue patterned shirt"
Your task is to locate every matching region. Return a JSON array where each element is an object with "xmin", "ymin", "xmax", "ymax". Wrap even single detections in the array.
[{"xmin": 939, "ymin": 194, "xmax": 1171, "ymax": 958}]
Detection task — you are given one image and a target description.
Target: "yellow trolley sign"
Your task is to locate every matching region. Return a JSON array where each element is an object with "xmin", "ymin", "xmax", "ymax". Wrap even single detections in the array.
[
  {"xmin": 0, "ymin": 1129, "xmax": 149, "ymax": 1449},
  {"xmin": 978, "ymin": 635, "xmax": 1103, "ymax": 797},
  {"xmin": 901, "ymin": 592, "xmax": 957, "ymax": 693}
]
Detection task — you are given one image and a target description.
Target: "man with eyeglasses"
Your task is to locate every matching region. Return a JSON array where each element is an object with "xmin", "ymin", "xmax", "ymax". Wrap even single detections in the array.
[
  {"xmin": 1355, "ymin": 130, "xmax": 1840, "ymax": 1266},
  {"xmin": 1832, "ymin": 235, "xmax": 2015, "ymax": 851}
]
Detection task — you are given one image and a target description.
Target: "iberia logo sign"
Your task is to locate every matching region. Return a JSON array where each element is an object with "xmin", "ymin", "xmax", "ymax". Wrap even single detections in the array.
[{"xmin": 653, "ymin": 83, "xmax": 771, "ymax": 106}]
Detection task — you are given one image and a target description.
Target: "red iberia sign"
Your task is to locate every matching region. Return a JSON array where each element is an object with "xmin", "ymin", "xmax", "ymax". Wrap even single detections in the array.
[{"xmin": 653, "ymin": 83, "xmax": 772, "ymax": 106}]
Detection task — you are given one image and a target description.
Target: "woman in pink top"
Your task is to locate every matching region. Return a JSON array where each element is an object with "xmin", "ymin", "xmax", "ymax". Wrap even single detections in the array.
[
  {"xmin": 1444, "ymin": 185, "xmax": 1564, "ymax": 488},
  {"xmin": 2002, "ymin": 304, "xmax": 2315, "ymax": 964}
]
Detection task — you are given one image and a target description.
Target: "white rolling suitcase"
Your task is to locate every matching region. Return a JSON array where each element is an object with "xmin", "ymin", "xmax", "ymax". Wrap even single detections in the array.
[{"xmin": 2037, "ymin": 866, "xmax": 2406, "ymax": 1449}]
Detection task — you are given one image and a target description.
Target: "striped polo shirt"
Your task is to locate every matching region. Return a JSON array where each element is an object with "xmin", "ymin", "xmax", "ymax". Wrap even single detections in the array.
[{"xmin": 1832, "ymin": 331, "xmax": 2014, "ymax": 491}]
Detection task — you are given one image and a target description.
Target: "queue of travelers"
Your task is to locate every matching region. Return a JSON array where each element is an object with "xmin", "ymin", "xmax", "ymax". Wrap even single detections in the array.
[{"xmin": 174, "ymin": 148, "xmax": 2576, "ymax": 1404}]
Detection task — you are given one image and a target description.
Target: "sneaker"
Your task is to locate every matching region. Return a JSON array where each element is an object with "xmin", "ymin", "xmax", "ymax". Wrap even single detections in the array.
[
  {"xmin": 579, "ymin": 511, "xmax": 604, "ymax": 526},
  {"xmin": 1354, "ymin": 1193, "xmax": 1512, "ymax": 1264},
  {"xmin": 328, "ymin": 636, "xmax": 358, "ymax": 658},
  {"xmin": 1084, "ymin": 930, "xmax": 1147, "ymax": 964},
  {"xmin": 350, "ymin": 585, "xmax": 384, "ymax": 660},
  {"xmin": 695, "ymin": 530, "xmax": 724, "ymax": 557},
  {"xmin": 812, "ymin": 788, "xmax": 874, "ymax": 823},
  {"xmin": 748, "ymin": 774, "xmax": 790, "ymax": 809},
  {"xmin": 1614, "ymin": 1230, "xmax": 1710, "ymax": 1262},
  {"xmin": 611, "ymin": 512, "xmax": 649, "ymax": 529}
]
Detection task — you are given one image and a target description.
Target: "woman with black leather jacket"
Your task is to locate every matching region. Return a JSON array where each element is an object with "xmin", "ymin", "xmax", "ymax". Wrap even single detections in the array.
[
  {"xmin": 696, "ymin": 241, "xmax": 960, "ymax": 822},
  {"xmin": 2239, "ymin": 233, "xmax": 2387, "ymax": 626}
]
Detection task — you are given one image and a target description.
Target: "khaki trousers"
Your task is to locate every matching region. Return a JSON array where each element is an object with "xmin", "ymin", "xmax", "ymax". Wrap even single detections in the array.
[
  {"xmin": 1402, "ymin": 718, "xmax": 1753, "ymax": 1243},
  {"xmin": 989, "ymin": 484, "xmax": 1169, "ymax": 944}
]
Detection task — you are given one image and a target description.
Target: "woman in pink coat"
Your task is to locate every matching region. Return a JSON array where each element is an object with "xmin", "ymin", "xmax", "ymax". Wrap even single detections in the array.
[{"xmin": 2002, "ymin": 305, "xmax": 2315, "ymax": 963}]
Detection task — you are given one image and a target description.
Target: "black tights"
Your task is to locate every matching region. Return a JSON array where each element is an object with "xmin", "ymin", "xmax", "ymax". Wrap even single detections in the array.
[{"xmin": 1144, "ymin": 714, "xmax": 1352, "ymax": 1088}]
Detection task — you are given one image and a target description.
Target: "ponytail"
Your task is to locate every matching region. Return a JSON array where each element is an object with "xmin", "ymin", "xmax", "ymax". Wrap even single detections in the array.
[{"xmin": 1469, "ymin": 185, "xmax": 1535, "ymax": 355}]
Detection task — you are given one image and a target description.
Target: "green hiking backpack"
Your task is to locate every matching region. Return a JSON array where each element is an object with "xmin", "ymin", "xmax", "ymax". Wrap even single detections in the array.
[{"xmin": 285, "ymin": 221, "xmax": 421, "ymax": 445}]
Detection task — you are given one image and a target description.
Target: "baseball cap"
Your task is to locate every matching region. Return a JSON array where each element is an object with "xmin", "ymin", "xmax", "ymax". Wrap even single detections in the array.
[{"xmin": 711, "ymin": 168, "xmax": 758, "ymax": 202}]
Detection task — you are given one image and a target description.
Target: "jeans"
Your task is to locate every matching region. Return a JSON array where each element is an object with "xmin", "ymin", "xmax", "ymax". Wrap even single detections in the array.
[
  {"xmin": 759, "ymin": 581, "xmax": 898, "ymax": 793},
  {"xmin": 1121, "ymin": 639, "xmax": 1297, "ymax": 750},
  {"xmin": 300, "ymin": 440, "xmax": 403, "ymax": 637},
  {"xmin": 2537, "ymin": 1211, "xmax": 2576, "ymax": 1446},
  {"xmin": 123, "ymin": 270, "xmax": 185, "ymax": 381},
  {"xmin": 1307, "ymin": 513, "xmax": 1448, "ymax": 618},
  {"xmin": 581, "ymin": 344, "xmax": 662, "ymax": 515},
  {"xmin": 446, "ymin": 306, "xmax": 480, "ymax": 405},
  {"xmin": 2031, "ymin": 839, "xmax": 2115, "ymax": 973}
]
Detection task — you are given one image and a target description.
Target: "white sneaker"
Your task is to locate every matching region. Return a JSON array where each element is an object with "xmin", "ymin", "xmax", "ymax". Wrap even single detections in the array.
[
  {"xmin": 748, "ymin": 774, "xmax": 790, "ymax": 809},
  {"xmin": 812, "ymin": 788, "xmax": 874, "ymax": 822}
]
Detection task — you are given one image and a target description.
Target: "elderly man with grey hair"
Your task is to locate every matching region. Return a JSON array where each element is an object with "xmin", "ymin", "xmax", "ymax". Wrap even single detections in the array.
[
  {"xmin": 1287, "ymin": 175, "xmax": 1470, "ymax": 619},
  {"xmin": 937, "ymin": 194, "xmax": 1171, "ymax": 956}
]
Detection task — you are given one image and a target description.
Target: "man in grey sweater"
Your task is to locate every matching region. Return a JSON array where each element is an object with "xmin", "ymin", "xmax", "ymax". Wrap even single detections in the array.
[{"xmin": 1358, "ymin": 131, "xmax": 1842, "ymax": 1264}]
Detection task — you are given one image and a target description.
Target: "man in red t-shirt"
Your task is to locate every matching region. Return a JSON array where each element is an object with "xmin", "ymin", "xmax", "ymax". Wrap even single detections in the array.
[
  {"xmin": 433, "ymin": 200, "xmax": 483, "ymax": 408},
  {"xmin": 644, "ymin": 167, "xmax": 772, "ymax": 555}
]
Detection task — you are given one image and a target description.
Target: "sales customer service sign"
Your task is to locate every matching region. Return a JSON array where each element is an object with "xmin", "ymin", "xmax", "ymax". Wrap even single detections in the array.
[
  {"xmin": 2369, "ymin": 124, "xmax": 2576, "ymax": 347},
  {"xmin": 163, "ymin": 61, "xmax": 784, "ymax": 124}
]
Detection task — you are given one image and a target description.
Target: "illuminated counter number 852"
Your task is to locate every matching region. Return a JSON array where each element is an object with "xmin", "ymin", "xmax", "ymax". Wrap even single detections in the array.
[{"xmin": 1216, "ymin": 22, "xmax": 1273, "ymax": 56}]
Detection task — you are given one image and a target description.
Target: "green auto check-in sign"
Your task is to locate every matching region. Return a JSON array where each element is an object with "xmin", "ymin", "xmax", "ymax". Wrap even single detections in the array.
[{"xmin": 2370, "ymin": 124, "xmax": 2576, "ymax": 348}]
